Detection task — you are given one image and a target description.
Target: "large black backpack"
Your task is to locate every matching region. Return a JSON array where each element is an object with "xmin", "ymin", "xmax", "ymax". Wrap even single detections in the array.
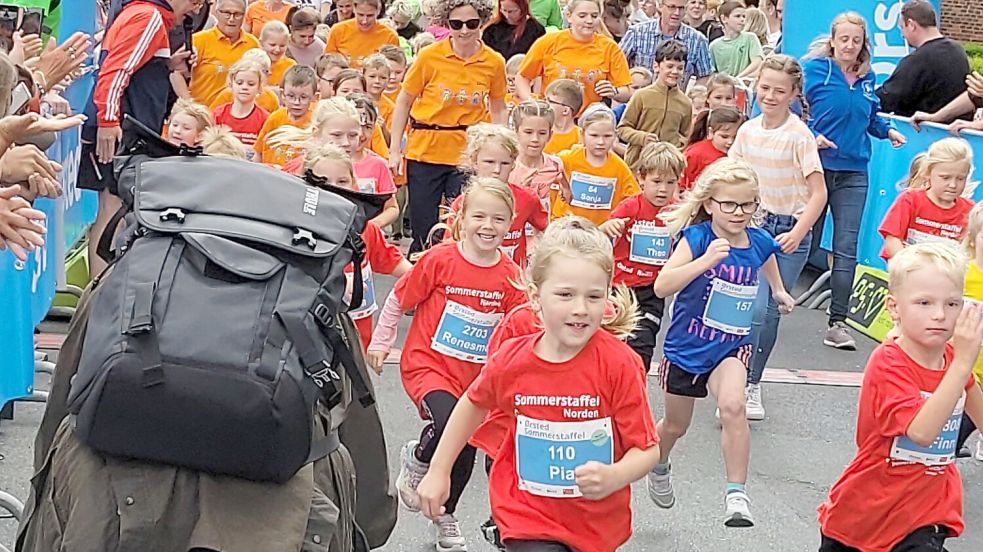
[{"xmin": 66, "ymin": 119, "xmax": 378, "ymax": 483}]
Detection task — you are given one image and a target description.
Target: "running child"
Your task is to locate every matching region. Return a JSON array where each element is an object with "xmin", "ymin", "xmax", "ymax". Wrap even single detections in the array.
[
  {"xmin": 682, "ymin": 107, "xmax": 743, "ymax": 190},
  {"xmin": 599, "ymin": 142, "xmax": 685, "ymax": 371},
  {"xmin": 315, "ymin": 53, "xmax": 350, "ymax": 99},
  {"xmin": 378, "ymin": 45, "xmax": 408, "ymax": 102},
  {"xmin": 817, "ymin": 243, "xmax": 983, "ymax": 552},
  {"xmin": 553, "ymin": 103, "xmax": 640, "ymax": 226},
  {"xmin": 167, "ymin": 99, "xmax": 213, "ymax": 147},
  {"xmin": 303, "ymin": 142, "xmax": 412, "ymax": 350},
  {"xmin": 958, "ymin": 202, "xmax": 983, "ymax": 461},
  {"xmin": 332, "ymin": 69, "xmax": 367, "ymax": 98},
  {"xmin": 366, "ymin": 178, "xmax": 527, "ymax": 552},
  {"xmin": 259, "ymin": 20, "xmax": 296, "ymax": 88},
  {"xmin": 543, "ymin": 79, "xmax": 584, "ymax": 155},
  {"xmin": 728, "ymin": 55, "xmax": 827, "ymax": 421},
  {"xmin": 362, "ymin": 53, "xmax": 396, "ymax": 129},
  {"xmin": 651, "ymin": 158, "xmax": 794, "ymax": 527},
  {"xmin": 509, "ymin": 101, "xmax": 565, "ymax": 244},
  {"xmin": 415, "ymin": 216, "xmax": 660, "ymax": 552},
  {"xmin": 254, "ymin": 65, "xmax": 320, "ymax": 166},
  {"xmin": 199, "ymin": 126, "xmax": 247, "ymax": 159},
  {"xmin": 504, "ymin": 54, "xmax": 525, "ymax": 111},
  {"xmin": 704, "ymin": 73, "xmax": 739, "ymax": 110},
  {"xmin": 211, "ymin": 58, "xmax": 270, "ymax": 158},
  {"xmin": 208, "ymin": 49, "xmax": 281, "ymax": 114},
  {"xmin": 879, "ymin": 137, "xmax": 974, "ymax": 260}
]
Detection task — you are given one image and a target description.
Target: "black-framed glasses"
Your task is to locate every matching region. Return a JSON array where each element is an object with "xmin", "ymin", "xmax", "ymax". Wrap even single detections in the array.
[
  {"xmin": 709, "ymin": 198, "xmax": 758, "ymax": 214},
  {"xmin": 216, "ymin": 9, "xmax": 245, "ymax": 20},
  {"xmin": 447, "ymin": 18, "xmax": 481, "ymax": 30},
  {"xmin": 546, "ymin": 97, "xmax": 574, "ymax": 112}
]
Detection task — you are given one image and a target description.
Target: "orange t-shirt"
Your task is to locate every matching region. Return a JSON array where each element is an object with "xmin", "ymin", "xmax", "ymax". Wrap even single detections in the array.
[
  {"xmin": 553, "ymin": 147, "xmax": 639, "ymax": 226},
  {"xmin": 402, "ymin": 40, "xmax": 507, "ymax": 166},
  {"xmin": 245, "ymin": 1, "xmax": 293, "ymax": 33},
  {"xmin": 375, "ymin": 94, "xmax": 395, "ymax": 129},
  {"xmin": 370, "ymin": 124, "xmax": 390, "ymax": 159},
  {"xmin": 254, "ymin": 107, "xmax": 313, "ymax": 166},
  {"xmin": 269, "ymin": 56, "xmax": 297, "ymax": 87},
  {"xmin": 384, "ymin": 85, "xmax": 401, "ymax": 103},
  {"xmin": 393, "ymin": 241, "xmax": 526, "ymax": 406},
  {"xmin": 191, "ymin": 27, "xmax": 261, "ymax": 108},
  {"xmin": 519, "ymin": 30, "xmax": 631, "ymax": 115},
  {"xmin": 324, "ymin": 20, "xmax": 400, "ymax": 67},
  {"xmin": 209, "ymin": 87, "xmax": 281, "ymax": 114},
  {"xmin": 545, "ymin": 125, "xmax": 582, "ymax": 155}
]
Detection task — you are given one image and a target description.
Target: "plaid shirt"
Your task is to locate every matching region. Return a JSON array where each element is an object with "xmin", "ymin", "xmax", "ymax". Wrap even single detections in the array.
[{"xmin": 619, "ymin": 18, "xmax": 713, "ymax": 82}]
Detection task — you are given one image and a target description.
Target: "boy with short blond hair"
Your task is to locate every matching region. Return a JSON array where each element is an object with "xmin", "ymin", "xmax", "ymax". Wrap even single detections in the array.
[
  {"xmin": 543, "ymin": 78, "xmax": 583, "ymax": 155},
  {"xmin": 818, "ymin": 242, "xmax": 983, "ymax": 552},
  {"xmin": 315, "ymin": 53, "xmax": 350, "ymax": 99},
  {"xmin": 254, "ymin": 65, "xmax": 320, "ymax": 166}
]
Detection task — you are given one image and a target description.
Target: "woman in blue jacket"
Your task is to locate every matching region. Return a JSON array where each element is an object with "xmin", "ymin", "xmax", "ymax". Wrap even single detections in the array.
[{"xmin": 803, "ymin": 12, "xmax": 905, "ymax": 351}]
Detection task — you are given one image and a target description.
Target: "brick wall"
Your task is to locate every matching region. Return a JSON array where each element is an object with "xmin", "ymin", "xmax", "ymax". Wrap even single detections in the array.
[{"xmin": 941, "ymin": 0, "xmax": 983, "ymax": 42}]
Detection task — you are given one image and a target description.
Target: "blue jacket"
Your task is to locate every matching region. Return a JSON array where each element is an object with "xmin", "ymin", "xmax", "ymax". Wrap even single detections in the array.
[{"xmin": 803, "ymin": 56, "xmax": 891, "ymax": 172}]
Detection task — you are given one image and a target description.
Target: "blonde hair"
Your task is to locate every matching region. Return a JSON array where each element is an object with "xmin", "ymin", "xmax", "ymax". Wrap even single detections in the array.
[
  {"xmin": 564, "ymin": 0, "xmax": 614, "ymax": 39},
  {"xmin": 442, "ymin": 177, "xmax": 516, "ymax": 242},
  {"xmin": 170, "ymin": 99, "xmax": 214, "ymax": 132},
  {"xmin": 629, "ymin": 66, "xmax": 654, "ymax": 86},
  {"xmin": 544, "ymin": 78, "xmax": 584, "ymax": 115},
  {"xmin": 906, "ymin": 137, "xmax": 974, "ymax": 190},
  {"xmin": 965, "ymin": 202, "xmax": 983, "ymax": 260},
  {"xmin": 804, "ymin": 12, "xmax": 873, "ymax": 77},
  {"xmin": 757, "ymin": 54, "xmax": 810, "ymax": 121},
  {"xmin": 509, "ymin": 99, "xmax": 556, "ymax": 131},
  {"xmin": 661, "ymin": 158, "xmax": 759, "ymax": 235},
  {"xmin": 706, "ymin": 73, "xmax": 737, "ymax": 98},
  {"xmin": 361, "ymin": 53, "xmax": 392, "ymax": 76},
  {"xmin": 266, "ymin": 97, "xmax": 360, "ymax": 150},
  {"xmin": 527, "ymin": 216, "xmax": 639, "ymax": 338},
  {"xmin": 579, "ymin": 103, "xmax": 616, "ymax": 131},
  {"xmin": 888, "ymin": 242, "xmax": 966, "ymax": 292},
  {"xmin": 506, "ymin": 54, "xmax": 525, "ymax": 75},
  {"xmin": 462, "ymin": 123, "xmax": 519, "ymax": 172},
  {"xmin": 302, "ymin": 142, "xmax": 356, "ymax": 176},
  {"xmin": 743, "ymin": 8, "xmax": 770, "ymax": 46},
  {"xmin": 635, "ymin": 142, "xmax": 686, "ymax": 179},
  {"xmin": 315, "ymin": 24, "xmax": 331, "ymax": 43},
  {"xmin": 260, "ymin": 20, "xmax": 290, "ymax": 42},
  {"xmin": 201, "ymin": 127, "xmax": 246, "ymax": 159},
  {"xmin": 240, "ymin": 48, "xmax": 272, "ymax": 73},
  {"xmin": 227, "ymin": 57, "xmax": 268, "ymax": 87},
  {"xmin": 411, "ymin": 32, "xmax": 436, "ymax": 54}
]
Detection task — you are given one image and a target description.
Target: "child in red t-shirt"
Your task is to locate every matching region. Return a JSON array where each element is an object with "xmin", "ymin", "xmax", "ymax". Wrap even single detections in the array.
[
  {"xmin": 879, "ymin": 137, "xmax": 975, "ymax": 261},
  {"xmin": 415, "ymin": 216, "xmax": 661, "ymax": 552},
  {"xmin": 303, "ymin": 142, "xmax": 411, "ymax": 351},
  {"xmin": 681, "ymin": 107, "xmax": 743, "ymax": 190},
  {"xmin": 599, "ymin": 142, "xmax": 684, "ymax": 371},
  {"xmin": 365, "ymin": 178, "xmax": 527, "ymax": 551},
  {"xmin": 818, "ymin": 243, "xmax": 983, "ymax": 552},
  {"xmin": 211, "ymin": 57, "xmax": 270, "ymax": 158}
]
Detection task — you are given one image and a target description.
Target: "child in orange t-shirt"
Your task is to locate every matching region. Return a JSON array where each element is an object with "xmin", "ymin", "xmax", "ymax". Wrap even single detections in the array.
[
  {"xmin": 818, "ymin": 244, "xmax": 983, "ymax": 552},
  {"xmin": 315, "ymin": 53, "xmax": 350, "ymax": 99},
  {"xmin": 211, "ymin": 57, "xmax": 270, "ymax": 158},
  {"xmin": 553, "ymin": 104, "xmax": 640, "ymax": 226},
  {"xmin": 543, "ymin": 78, "xmax": 584, "ymax": 155},
  {"xmin": 504, "ymin": 53, "xmax": 525, "ymax": 112},
  {"xmin": 682, "ymin": 106, "xmax": 743, "ymax": 190},
  {"xmin": 378, "ymin": 44, "xmax": 407, "ymax": 103},
  {"xmin": 361, "ymin": 54, "xmax": 396, "ymax": 129},
  {"xmin": 166, "ymin": 99, "xmax": 213, "ymax": 147},
  {"xmin": 324, "ymin": 0, "xmax": 400, "ymax": 66},
  {"xmin": 254, "ymin": 65, "xmax": 320, "ymax": 166},
  {"xmin": 366, "ymin": 178, "xmax": 527, "ymax": 551},
  {"xmin": 415, "ymin": 216, "xmax": 660, "ymax": 552},
  {"xmin": 303, "ymin": 142, "xmax": 411, "ymax": 351},
  {"xmin": 244, "ymin": 0, "xmax": 293, "ymax": 35},
  {"xmin": 259, "ymin": 20, "xmax": 297, "ymax": 88}
]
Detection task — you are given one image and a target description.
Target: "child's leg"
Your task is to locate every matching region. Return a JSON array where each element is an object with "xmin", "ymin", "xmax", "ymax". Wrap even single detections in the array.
[
  {"xmin": 416, "ymin": 390, "xmax": 477, "ymax": 515},
  {"xmin": 626, "ymin": 285, "xmax": 665, "ymax": 373},
  {"xmin": 657, "ymin": 392, "xmax": 697, "ymax": 463},
  {"xmin": 708, "ymin": 356, "xmax": 751, "ymax": 485}
]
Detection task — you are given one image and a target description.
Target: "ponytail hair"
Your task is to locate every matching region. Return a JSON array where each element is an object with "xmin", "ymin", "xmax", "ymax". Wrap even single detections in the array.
[
  {"xmin": 689, "ymin": 106, "xmax": 744, "ymax": 143},
  {"xmin": 660, "ymin": 158, "xmax": 759, "ymax": 236}
]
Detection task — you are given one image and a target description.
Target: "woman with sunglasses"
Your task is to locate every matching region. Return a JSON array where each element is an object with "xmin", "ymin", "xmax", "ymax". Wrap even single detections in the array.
[
  {"xmin": 482, "ymin": 0, "xmax": 546, "ymax": 60},
  {"xmin": 515, "ymin": 0, "xmax": 631, "ymax": 115},
  {"xmin": 388, "ymin": 0, "xmax": 507, "ymax": 255}
]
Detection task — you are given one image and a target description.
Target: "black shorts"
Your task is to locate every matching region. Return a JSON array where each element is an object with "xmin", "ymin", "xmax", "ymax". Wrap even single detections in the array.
[
  {"xmin": 626, "ymin": 284, "xmax": 665, "ymax": 371},
  {"xmin": 77, "ymin": 141, "xmax": 116, "ymax": 194},
  {"xmin": 658, "ymin": 344, "xmax": 753, "ymax": 398},
  {"xmin": 819, "ymin": 525, "xmax": 949, "ymax": 551}
]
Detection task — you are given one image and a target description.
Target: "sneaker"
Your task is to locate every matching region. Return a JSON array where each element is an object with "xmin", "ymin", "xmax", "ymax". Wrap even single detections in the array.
[
  {"xmin": 396, "ymin": 440, "xmax": 428, "ymax": 512},
  {"xmin": 745, "ymin": 384, "xmax": 765, "ymax": 421},
  {"xmin": 976, "ymin": 437, "xmax": 983, "ymax": 462},
  {"xmin": 724, "ymin": 490, "xmax": 755, "ymax": 527},
  {"xmin": 433, "ymin": 513, "xmax": 467, "ymax": 552},
  {"xmin": 479, "ymin": 517, "xmax": 504, "ymax": 550},
  {"xmin": 823, "ymin": 322, "xmax": 857, "ymax": 350},
  {"xmin": 646, "ymin": 465, "xmax": 675, "ymax": 509}
]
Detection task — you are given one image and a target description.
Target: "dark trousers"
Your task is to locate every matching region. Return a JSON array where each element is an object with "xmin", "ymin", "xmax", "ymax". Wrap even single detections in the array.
[
  {"xmin": 406, "ymin": 160, "xmax": 464, "ymax": 254},
  {"xmin": 505, "ymin": 540, "xmax": 573, "ymax": 552},
  {"xmin": 415, "ymin": 390, "xmax": 476, "ymax": 515},
  {"xmin": 811, "ymin": 170, "xmax": 868, "ymax": 325},
  {"xmin": 626, "ymin": 284, "xmax": 665, "ymax": 372},
  {"xmin": 820, "ymin": 525, "xmax": 950, "ymax": 551}
]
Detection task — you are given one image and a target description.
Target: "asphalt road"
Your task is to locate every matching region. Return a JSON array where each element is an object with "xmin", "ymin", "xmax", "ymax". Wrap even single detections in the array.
[{"xmin": 1, "ymin": 271, "xmax": 981, "ymax": 552}]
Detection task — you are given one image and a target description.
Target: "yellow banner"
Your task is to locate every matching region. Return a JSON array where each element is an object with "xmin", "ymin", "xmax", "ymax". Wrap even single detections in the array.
[{"xmin": 845, "ymin": 265, "xmax": 894, "ymax": 342}]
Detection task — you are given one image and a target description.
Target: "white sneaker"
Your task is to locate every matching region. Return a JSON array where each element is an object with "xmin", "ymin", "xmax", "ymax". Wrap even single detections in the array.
[
  {"xmin": 433, "ymin": 513, "xmax": 467, "ymax": 552},
  {"xmin": 646, "ymin": 465, "xmax": 675, "ymax": 508},
  {"xmin": 396, "ymin": 440, "xmax": 428, "ymax": 512},
  {"xmin": 975, "ymin": 437, "xmax": 983, "ymax": 462},
  {"xmin": 724, "ymin": 490, "xmax": 755, "ymax": 527},
  {"xmin": 745, "ymin": 384, "xmax": 765, "ymax": 421}
]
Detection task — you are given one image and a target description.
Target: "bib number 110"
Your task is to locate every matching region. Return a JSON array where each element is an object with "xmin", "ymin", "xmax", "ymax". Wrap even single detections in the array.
[{"xmin": 549, "ymin": 445, "xmax": 577, "ymax": 461}]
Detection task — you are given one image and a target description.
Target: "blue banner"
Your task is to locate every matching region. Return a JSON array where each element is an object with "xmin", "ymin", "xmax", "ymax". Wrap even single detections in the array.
[
  {"xmin": 0, "ymin": 256, "xmax": 37, "ymax": 408},
  {"xmin": 783, "ymin": 0, "xmax": 941, "ymax": 86}
]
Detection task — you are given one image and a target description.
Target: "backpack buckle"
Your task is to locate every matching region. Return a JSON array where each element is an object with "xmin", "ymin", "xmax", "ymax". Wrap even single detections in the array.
[
  {"xmin": 313, "ymin": 303, "xmax": 333, "ymax": 327},
  {"xmin": 292, "ymin": 228, "xmax": 317, "ymax": 249},
  {"xmin": 160, "ymin": 208, "xmax": 186, "ymax": 223}
]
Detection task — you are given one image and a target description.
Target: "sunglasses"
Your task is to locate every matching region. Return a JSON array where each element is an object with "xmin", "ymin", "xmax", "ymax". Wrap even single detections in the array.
[{"xmin": 447, "ymin": 18, "xmax": 481, "ymax": 30}]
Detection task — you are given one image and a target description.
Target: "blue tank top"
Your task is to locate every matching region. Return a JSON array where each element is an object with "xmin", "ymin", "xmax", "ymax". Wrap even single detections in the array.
[{"xmin": 663, "ymin": 221, "xmax": 780, "ymax": 375}]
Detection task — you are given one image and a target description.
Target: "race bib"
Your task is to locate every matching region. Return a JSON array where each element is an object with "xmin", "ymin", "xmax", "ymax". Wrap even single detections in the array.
[
  {"xmin": 431, "ymin": 300, "xmax": 502, "ymax": 363},
  {"xmin": 501, "ymin": 242, "xmax": 520, "ymax": 263},
  {"xmin": 702, "ymin": 279, "xmax": 757, "ymax": 335},
  {"xmin": 515, "ymin": 415, "xmax": 613, "ymax": 498},
  {"xmin": 357, "ymin": 177, "xmax": 377, "ymax": 194},
  {"xmin": 629, "ymin": 223, "xmax": 671, "ymax": 266},
  {"xmin": 345, "ymin": 263, "xmax": 377, "ymax": 319},
  {"xmin": 569, "ymin": 172, "xmax": 616, "ymax": 210},
  {"xmin": 906, "ymin": 228, "xmax": 958, "ymax": 248},
  {"xmin": 890, "ymin": 391, "xmax": 964, "ymax": 466}
]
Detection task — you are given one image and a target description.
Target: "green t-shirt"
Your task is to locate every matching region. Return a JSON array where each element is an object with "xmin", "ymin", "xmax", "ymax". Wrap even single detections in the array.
[
  {"xmin": 709, "ymin": 31, "xmax": 763, "ymax": 77},
  {"xmin": 528, "ymin": 0, "xmax": 563, "ymax": 30}
]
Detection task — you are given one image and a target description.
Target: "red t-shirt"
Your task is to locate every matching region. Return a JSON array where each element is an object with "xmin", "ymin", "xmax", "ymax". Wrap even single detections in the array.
[
  {"xmin": 449, "ymin": 183, "xmax": 548, "ymax": 267},
  {"xmin": 817, "ymin": 339, "xmax": 975, "ymax": 552},
  {"xmin": 878, "ymin": 188, "xmax": 974, "ymax": 260},
  {"xmin": 467, "ymin": 331, "xmax": 658, "ymax": 552},
  {"xmin": 681, "ymin": 139, "xmax": 725, "ymax": 190},
  {"xmin": 608, "ymin": 194, "xmax": 673, "ymax": 288},
  {"xmin": 394, "ymin": 241, "xmax": 527, "ymax": 406},
  {"xmin": 282, "ymin": 155, "xmax": 304, "ymax": 175},
  {"xmin": 212, "ymin": 103, "xmax": 269, "ymax": 151},
  {"xmin": 349, "ymin": 222, "xmax": 406, "ymax": 350}
]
